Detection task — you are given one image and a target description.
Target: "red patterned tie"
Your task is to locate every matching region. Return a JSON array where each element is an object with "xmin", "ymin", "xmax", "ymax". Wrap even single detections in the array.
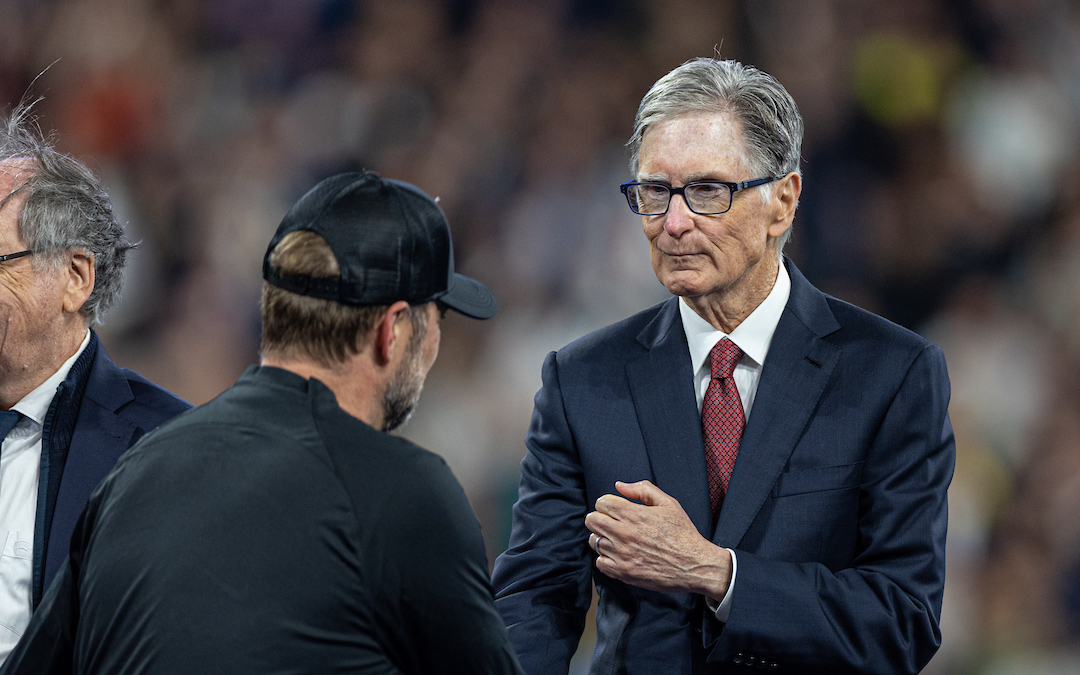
[{"xmin": 701, "ymin": 338, "xmax": 744, "ymax": 517}]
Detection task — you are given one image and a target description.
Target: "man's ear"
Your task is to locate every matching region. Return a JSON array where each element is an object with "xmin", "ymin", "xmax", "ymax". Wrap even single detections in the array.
[
  {"xmin": 767, "ymin": 172, "xmax": 802, "ymax": 239},
  {"xmin": 374, "ymin": 300, "xmax": 412, "ymax": 366},
  {"xmin": 61, "ymin": 250, "xmax": 95, "ymax": 315}
]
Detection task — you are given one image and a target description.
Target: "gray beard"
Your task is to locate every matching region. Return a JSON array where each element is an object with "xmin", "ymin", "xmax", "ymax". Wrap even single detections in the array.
[{"xmin": 381, "ymin": 348, "xmax": 424, "ymax": 433}]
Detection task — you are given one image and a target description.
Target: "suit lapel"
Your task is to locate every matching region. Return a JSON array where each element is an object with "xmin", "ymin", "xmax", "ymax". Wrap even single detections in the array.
[
  {"xmin": 714, "ymin": 260, "xmax": 841, "ymax": 547},
  {"xmin": 39, "ymin": 335, "xmax": 139, "ymax": 603},
  {"xmin": 626, "ymin": 298, "xmax": 713, "ymax": 539},
  {"xmin": 45, "ymin": 335, "xmax": 136, "ymax": 524}
]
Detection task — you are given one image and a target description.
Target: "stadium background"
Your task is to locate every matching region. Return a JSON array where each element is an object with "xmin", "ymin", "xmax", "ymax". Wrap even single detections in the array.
[{"xmin": 3, "ymin": 1, "xmax": 1079, "ymax": 671}]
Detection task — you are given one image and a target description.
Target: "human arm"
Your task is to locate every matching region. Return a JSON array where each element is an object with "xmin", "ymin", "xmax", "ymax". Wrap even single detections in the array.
[
  {"xmin": 490, "ymin": 351, "xmax": 595, "ymax": 674},
  {"xmin": 377, "ymin": 452, "xmax": 523, "ymax": 675}
]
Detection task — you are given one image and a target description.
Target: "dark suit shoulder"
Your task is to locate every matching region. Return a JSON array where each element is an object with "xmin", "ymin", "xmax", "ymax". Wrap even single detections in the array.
[
  {"xmin": 784, "ymin": 258, "xmax": 937, "ymax": 367},
  {"xmin": 822, "ymin": 293, "xmax": 934, "ymax": 354},
  {"xmin": 555, "ymin": 299, "xmax": 671, "ymax": 364},
  {"xmin": 116, "ymin": 369, "xmax": 192, "ymax": 418},
  {"xmin": 83, "ymin": 337, "xmax": 192, "ymax": 426}
]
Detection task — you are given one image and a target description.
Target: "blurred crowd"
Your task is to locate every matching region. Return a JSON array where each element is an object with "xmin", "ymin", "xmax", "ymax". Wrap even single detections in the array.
[{"xmin": 2, "ymin": 0, "xmax": 1080, "ymax": 671}]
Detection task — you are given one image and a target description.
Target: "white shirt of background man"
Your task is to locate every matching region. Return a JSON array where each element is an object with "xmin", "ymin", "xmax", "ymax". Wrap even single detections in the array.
[{"xmin": 0, "ymin": 329, "xmax": 91, "ymax": 663}]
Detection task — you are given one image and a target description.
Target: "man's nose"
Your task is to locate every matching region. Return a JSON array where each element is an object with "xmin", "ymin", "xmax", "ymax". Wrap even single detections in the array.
[{"xmin": 663, "ymin": 193, "xmax": 695, "ymax": 236}]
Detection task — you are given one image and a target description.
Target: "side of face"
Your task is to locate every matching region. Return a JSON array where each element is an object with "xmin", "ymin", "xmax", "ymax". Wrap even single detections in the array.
[
  {"xmin": 381, "ymin": 301, "xmax": 441, "ymax": 432},
  {"xmin": 0, "ymin": 163, "xmax": 95, "ymax": 407},
  {"xmin": 0, "ymin": 171, "xmax": 62, "ymax": 395},
  {"xmin": 637, "ymin": 111, "xmax": 793, "ymax": 308}
]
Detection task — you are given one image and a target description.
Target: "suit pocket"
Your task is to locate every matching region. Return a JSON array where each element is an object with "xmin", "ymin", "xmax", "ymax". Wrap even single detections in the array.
[{"xmin": 771, "ymin": 462, "xmax": 863, "ymax": 497}]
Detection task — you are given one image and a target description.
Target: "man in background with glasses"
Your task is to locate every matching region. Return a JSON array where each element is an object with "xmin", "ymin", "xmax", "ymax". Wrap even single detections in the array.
[
  {"xmin": 0, "ymin": 105, "xmax": 190, "ymax": 664},
  {"xmin": 493, "ymin": 57, "xmax": 955, "ymax": 674}
]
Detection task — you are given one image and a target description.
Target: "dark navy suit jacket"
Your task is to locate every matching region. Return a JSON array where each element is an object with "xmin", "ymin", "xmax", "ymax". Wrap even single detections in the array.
[
  {"xmin": 491, "ymin": 259, "xmax": 955, "ymax": 674},
  {"xmin": 35, "ymin": 331, "xmax": 191, "ymax": 605}
]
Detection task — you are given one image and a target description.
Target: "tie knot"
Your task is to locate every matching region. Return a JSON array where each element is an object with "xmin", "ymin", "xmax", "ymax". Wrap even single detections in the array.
[
  {"xmin": 0, "ymin": 409, "xmax": 23, "ymax": 440},
  {"xmin": 709, "ymin": 338, "xmax": 742, "ymax": 379}
]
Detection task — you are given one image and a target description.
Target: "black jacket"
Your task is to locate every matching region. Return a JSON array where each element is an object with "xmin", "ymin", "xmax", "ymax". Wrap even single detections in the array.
[{"xmin": 4, "ymin": 366, "xmax": 522, "ymax": 675}]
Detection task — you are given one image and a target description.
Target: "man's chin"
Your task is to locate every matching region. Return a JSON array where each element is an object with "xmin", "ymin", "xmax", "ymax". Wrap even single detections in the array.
[
  {"xmin": 382, "ymin": 408, "xmax": 414, "ymax": 433},
  {"xmin": 657, "ymin": 272, "xmax": 709, "ymax": 299},
  {"xmin": 381, "ymin": 374, "xmax": 425, "ymax": 433}
]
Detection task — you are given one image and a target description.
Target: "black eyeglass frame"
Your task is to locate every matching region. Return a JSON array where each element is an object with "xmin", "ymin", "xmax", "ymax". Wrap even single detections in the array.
[
  {"xmin": 619, "ymin": 176, "xmax": 784, "ymax": 216},
  {"xmin": 0, "ymin": 250, "xmax": 32, "ymax": 263}
]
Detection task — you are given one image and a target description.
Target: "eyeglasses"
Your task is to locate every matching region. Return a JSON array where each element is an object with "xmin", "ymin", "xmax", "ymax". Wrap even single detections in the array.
[
  {"xmin": 0, "ymin": 250, "xmax": 31, "ymax": 263},
  {"xmin": 620, "ymin": 176, "xmax": 782, "ymax": 216}
]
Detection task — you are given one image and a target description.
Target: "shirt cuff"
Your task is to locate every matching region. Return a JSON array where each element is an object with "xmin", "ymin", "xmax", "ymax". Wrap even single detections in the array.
[{"xmin": 704, "ymin": 548, "xmax": 737, "ymax": 623}]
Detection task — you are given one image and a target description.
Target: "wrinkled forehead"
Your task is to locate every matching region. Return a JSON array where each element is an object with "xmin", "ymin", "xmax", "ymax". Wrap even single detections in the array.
[
  {"xmin": 0, "ymin": 159, "xmax": 36, "ymax": 241},
  {"xmin": 0, "ymin": 157, "xmax": 36, "ymax": 180},
  {"xmin": 0, "ymin": 159, "xmax": 35, "ymax": 209},
  {"xmin": 638, "ymin": 111, "xmax": 752, "ymax": 178},
  {"xmin": 0, "ymin": 157, "xmax": 35, "ymax": 170}
]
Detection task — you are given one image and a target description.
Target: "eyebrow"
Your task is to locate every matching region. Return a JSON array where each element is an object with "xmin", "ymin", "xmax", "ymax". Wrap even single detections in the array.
[{"xmin": 636, "ymin": 171, "xmax": 732, "ymax": 184}]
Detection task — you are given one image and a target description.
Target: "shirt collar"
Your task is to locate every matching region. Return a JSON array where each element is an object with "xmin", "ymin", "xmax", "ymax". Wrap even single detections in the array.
[
  {"xmin": 11, "ymin": 329, "xmax": 92, "ymax": 428},
  {"xmin": 679, "ymin": 261, "xmax": 791, "ymax": 376}
]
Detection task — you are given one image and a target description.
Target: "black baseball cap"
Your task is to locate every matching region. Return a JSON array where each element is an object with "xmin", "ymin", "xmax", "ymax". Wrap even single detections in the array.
[{"xmin": 263, "ymin": 171, "xmax": 497, "ymax": 319}]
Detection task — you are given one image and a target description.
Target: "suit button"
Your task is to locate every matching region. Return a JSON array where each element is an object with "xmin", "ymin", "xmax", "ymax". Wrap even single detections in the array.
[
  {"xmin": 733, "ymin": 652, "xmax": 745, "ymax": 664},
  {"xmin": 746, "ymin": 655, "xmax": 757, "ymax": 666},
  {"xmin": 769, "ymin": 663, "xmax": 779, "ymax": 670}
]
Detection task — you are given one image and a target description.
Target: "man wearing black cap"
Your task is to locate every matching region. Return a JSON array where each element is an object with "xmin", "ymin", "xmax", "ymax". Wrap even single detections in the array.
[{"xmin": 1, "ymin": 171, "xmax": 522, "ymax": 675}]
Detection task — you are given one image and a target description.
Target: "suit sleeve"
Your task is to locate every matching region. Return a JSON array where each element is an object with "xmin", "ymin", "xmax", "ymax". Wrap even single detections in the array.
[
  {"xmin": 491, "ymin": 351, "xmax": 594, "ymax": 674},
  {"xmin": 705, "ymin": 343, "xmax": 955, "ymax": 674},
  {"xmin": 375, "ymin": 451, "xmax": 524, "ymax": 675}
]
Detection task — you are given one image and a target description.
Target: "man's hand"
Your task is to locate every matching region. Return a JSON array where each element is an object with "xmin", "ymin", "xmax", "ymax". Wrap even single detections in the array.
[{"xmin": 584, "ymin": 480, "xmax": 732, "ymax": 601}]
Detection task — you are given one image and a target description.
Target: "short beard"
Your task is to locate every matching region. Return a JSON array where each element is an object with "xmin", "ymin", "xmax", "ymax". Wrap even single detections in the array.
[{"xmin": 380, "ymin": 307, "xmax": 428, "ymax": 433}]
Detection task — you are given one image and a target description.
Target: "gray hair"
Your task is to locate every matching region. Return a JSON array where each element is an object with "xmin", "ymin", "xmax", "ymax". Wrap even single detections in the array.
[
  {"xmin": 628, "ymin": 58, "xmax": 804, "ymax": 250},
  {"xmin": 0, "ymin": 103, "xmax": 131, "ymax": 325}
]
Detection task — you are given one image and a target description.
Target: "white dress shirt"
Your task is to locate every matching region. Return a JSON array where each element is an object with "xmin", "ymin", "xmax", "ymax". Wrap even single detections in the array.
[
  {"xmin": 677, "ymin": 263, "xmax": 790, "ymax": 622},
  {"xmin": 0, "ymin": 330, "xmax": 91, "ymax": 662}
]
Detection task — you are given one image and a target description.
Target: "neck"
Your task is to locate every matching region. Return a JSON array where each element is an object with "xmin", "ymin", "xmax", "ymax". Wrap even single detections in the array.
[
  {"xmin": 683, "ymin": 255, "xmax": 780, "ymax": 334},
  {"xmin": 0, "ymin": 325, "xmax": 88, "ymax": 410},
  {"xmin": 259, "ymin": 353, "xmax": 385, "ymax": 429}
]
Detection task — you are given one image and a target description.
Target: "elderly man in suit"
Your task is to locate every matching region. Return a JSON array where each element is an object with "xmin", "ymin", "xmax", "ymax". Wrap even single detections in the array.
[
  {"xmin": 492, "ymin": 58, "xmax": 955, "ymax": 674},
  {"xmin": 0, "ymin": 106, "xmax": 190, "ymax": 662}
]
